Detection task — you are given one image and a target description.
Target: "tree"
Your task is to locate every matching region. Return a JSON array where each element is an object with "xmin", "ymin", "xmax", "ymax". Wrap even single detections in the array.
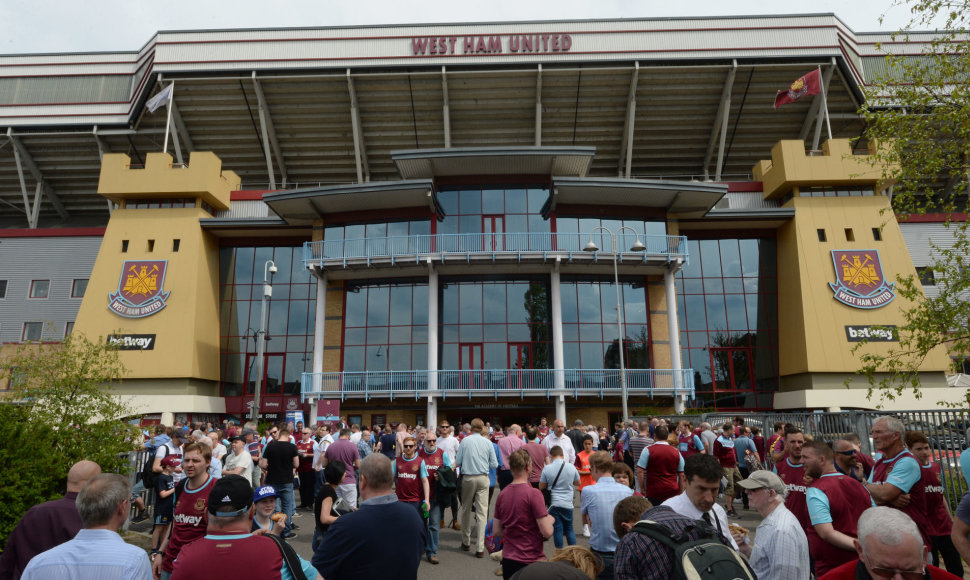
[
  {"xmin": 856, "ymin": 0, "xmax": 970, "ymax": 405},
  {"xmin": 0, "ymin": 333, "xmax": 137, "ymax": 547}
]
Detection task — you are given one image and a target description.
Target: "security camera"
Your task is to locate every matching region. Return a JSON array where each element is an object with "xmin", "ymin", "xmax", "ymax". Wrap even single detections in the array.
[{"xmin": 269, "ymin": 265, "xmax": 278, "ymax": 274}]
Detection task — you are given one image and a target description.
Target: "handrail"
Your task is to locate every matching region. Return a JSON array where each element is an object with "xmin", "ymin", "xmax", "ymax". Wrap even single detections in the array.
[
  {"xmin": 303, "ymin": 232, "xmax": 689, "ymax": 267},
  {"xmin": 300, "ymin": 368, "xmax": 694, "ymax": 400}
]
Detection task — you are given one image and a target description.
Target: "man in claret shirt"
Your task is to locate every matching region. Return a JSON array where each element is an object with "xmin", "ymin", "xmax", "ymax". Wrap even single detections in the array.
[
  {"xmin": 863, "ymin": 417, "xmax": 931, "ymax": 549},
  {"xmin": 906, "ymin": 431, "xmax": 963, "ymax": 577},
  {"xmin": 713, "ymin": 422, "xmax": 742, "ymax": 517},
  {"xmin": 773, "ymin": 427, "xmax": 811, "ymax": 532},
  {"xmin": 801, "ymin": 440, "xmax": 874, "ymax": 577}
]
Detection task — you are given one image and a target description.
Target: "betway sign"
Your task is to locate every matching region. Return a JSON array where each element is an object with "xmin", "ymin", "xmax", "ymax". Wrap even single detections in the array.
[
  {"xmin": 107, "ymin": 334, "xmax": 156, "ymax": 350},
  {"xmin": 410, "ymin": 34, "xmax": 573, "ymax": 56}
]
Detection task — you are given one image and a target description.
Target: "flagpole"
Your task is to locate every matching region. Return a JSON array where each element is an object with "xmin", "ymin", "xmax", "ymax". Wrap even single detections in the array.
[
  {"xmin": 818, "ymin": 66, "xmax": 832, "ymax": 142},
  {"xmin": 162, "ymin": 81, "xmax": 175, "ymax": 155}
]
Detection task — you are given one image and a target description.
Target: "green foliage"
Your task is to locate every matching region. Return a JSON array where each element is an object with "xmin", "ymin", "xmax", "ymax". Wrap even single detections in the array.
[
  {"xmin": 855, "ymin": 0, "xmax": 970, "ymax": 405},
  {"xmin": 0, "ymin": 333, "xmax": 137, "ymax": 548},
  {"xmin": 0, "ymin": 405, "xmax": 61, "ymax": 550}
]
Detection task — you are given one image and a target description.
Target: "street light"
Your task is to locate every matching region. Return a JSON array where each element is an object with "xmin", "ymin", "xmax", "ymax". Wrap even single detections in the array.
[
  {"xmin": 584, "ymin": 226, "xmax": 646, "ymax": 423},
  {"xmin": 251, "ymin": 259, "xmax": 277, "ymax": 423}
]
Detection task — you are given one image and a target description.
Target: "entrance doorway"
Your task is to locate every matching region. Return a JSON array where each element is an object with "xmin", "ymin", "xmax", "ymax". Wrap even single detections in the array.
[
  {"xmin": 459, "ymin": 343, "xmax": 483, "ymax": 389},
  {"xmin": 483, "ymin": 215, "xmax": 504, "ymax": 251}
]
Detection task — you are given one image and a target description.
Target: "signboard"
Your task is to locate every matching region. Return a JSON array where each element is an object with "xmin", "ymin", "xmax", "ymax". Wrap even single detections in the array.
[
  {"xmin": 285, "ymin": 410, "xmax": 305, "ymax": 427},
  {"xmin": 409, "ymin": 34, "xmax": 573, "ymax": 56},
  {"xmin": 829, "ymin": 250, "xmax": 895, "ymax": 309},
  {"xmin": 107, "ymin": 334, "xmax": 156, "ymax": 350},
  {"xmin": 845, "ymin": 325, "xmax": 899, "ymax": 342},
  {"xmin": 316, "ymin": 399, "xmax": 340, "ymax": 430},
  {"xmin": 108, "ymin": 260, "xmax": 171, "ymax": 318}
]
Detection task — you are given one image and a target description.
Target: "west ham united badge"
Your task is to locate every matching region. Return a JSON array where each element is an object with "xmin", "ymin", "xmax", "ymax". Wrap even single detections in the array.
[
  {"xmin": 829, "ymin": 250, "xmax": 895, "ymax": 309},
  {"xmin": 108, "ymin": 260, "xmax": 171, "ymax": 318}
]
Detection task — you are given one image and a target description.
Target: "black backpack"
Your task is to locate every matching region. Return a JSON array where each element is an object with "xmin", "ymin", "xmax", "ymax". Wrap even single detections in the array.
[
  {"xmin": 140, "ymin": 444, "xmax": 168, "ymax": 490},
  {"xmin": 630, "ymin": 518, "xmax": 757, "ymax": 580}
]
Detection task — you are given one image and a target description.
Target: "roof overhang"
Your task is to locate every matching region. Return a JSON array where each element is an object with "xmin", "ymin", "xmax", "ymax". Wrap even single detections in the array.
[
  {"xmin": 392, "ymin": 147, "xmax": 594, "ymax": 180},
  {"xmin": 548, "ymin": 177, "xmax": 727, "ymax": 218},
  {"xmin": 263, "ymin": 179, "xmax": 437, "ymax": 225},
  {"xmin": 199, "ymin": 217, "xmax": 311, "ymax": 238}
]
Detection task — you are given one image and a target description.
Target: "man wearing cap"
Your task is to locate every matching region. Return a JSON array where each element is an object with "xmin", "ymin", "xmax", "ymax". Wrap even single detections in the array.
[
  {"xmin": 241, "ymin": 428, "xmax": 263, "ymax": 488},
  {"xmin": 260, "ymin": 428, "xmax": 300, "ymax": 539},
  {"xmin": 21, "ymin": 474, "xmax": 151, "ymax": 580},
  {"xmin": 733, "ymin": 470, "xmax": 810, "ymax": 580},
  {"xmin": 223, "ymin": 435, "xmax": 254, "ymax": 484},
  {"xmin": 170, "ymin": 475, "xmax": 320, "ymax": 580},
  {"xmin": 312, "ymin": 454, "xmax": 425, "ymax": 579}
]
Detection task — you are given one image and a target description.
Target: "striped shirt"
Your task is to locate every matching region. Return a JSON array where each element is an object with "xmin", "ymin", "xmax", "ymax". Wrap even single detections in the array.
[
  {"xmin": 748, "ymin": 504, "xmax": 811, "ymax": 580},
  {"xmin": 21, "ymin": 529, "xmax": 152, "ymax": 580},
  {"xmin": 580, "ymin": 476, "xmax": 633, "ymax": 552}
]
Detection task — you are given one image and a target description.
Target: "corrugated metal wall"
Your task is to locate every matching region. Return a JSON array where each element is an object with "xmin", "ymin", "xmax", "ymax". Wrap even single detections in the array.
[
  {"xmin": 899, "ymin": 222, "xmax": 959, "ymax": 299},
  {"xmin": 0, "ymin": 236, "xmax": 102, "ymax": 342}
]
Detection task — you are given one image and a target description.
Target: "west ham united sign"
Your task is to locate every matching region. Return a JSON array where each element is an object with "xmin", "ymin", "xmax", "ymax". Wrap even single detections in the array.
[
  {"xmin": 829, "ymin": 250, "xmax": 895, "ymax": 309},
  {"xmin": 108, "ymin": 260, "xmax": 171, "ymax": 318}
]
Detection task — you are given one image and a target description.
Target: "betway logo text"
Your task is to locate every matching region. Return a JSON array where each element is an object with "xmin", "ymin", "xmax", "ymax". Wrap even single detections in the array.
[
  {"xmin": 397, "ymin": 472, "xmax": 418, "ymax": 480},
  {"xmin": 786, "ymin": 483, "xmax": 807, "ymax": 494},
  {"xmin": 174, "ymin": 514, "xmax": 203, "ymax": 526}
]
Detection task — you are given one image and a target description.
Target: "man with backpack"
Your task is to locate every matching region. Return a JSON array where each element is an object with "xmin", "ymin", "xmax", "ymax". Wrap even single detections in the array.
[{"xmin": 613, "ymin": 496, "xmax": 752, "ymax": 580}]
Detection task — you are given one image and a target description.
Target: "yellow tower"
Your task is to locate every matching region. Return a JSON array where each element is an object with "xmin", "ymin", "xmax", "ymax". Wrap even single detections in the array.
[
  {"xmin": 753, "ymin": 139, "xmax": 954, "ymax": 410},
  {"xmin": 74, "ymin": 152, "xmax": 239, "ymax": 417}
]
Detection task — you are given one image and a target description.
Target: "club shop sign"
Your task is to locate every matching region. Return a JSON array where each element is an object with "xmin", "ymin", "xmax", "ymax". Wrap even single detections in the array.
[{"xmin": 410, "ymin": 34, "xmax": 573, "ymax": 56}]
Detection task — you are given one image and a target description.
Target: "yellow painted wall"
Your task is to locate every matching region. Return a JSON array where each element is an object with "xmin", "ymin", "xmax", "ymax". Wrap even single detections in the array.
[
  {"xmin": 775, "ymin": 195, "xmax": 950, "ymax": 380},
  {"xmin": 752, "ymin": 139, "xmax": 886, "ymax": 200},
  {"xmin": 74, "ymin": 151, "xmax": 241, "ymax": 388},
  {"xmin": 647, "ymin": 278, "xmax": 672, "ymax": 369}
]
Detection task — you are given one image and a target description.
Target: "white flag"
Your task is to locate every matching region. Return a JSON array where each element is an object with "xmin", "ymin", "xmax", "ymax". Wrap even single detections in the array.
[{"xmin": 146, "ymin": 84, "xmax": 173, "ymax": 113}]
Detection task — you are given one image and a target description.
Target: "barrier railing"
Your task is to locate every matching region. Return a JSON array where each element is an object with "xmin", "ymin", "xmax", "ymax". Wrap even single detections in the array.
[
  {"xmin": 301, "ymin": 368, "xmax": 694, "ymax": 401},
  {"xmin": 304, "ymin": 232, "xmax": 688, "ymax": 267}
]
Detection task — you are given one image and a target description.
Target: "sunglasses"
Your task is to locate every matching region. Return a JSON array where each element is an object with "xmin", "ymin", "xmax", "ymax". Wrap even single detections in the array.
[
  {"xmin": 403, "ymin": 444, "xmax": 416, "ymax": 448},
  {"xmin": 425, "ymin": 439, "xmax": 436, "ymax": 443},
  {"xmin": 863, "ymin": 554, "xmax": 924, "ymax": 580},
  {"xmin": 836, "ymin": 449, "xmax": 857, "ymax": 456}
]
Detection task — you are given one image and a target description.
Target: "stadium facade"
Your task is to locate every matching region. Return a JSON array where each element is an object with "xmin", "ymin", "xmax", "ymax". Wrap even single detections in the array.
[{"xmin": 0, "ymin": 14, "xmax": 965, "ymax": 428}]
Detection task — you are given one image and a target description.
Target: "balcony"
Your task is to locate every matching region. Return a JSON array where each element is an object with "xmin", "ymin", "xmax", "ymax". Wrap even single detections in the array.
[
  {"xmin": 303, "ymin": 233, "xmax": 688, "ymax": 271},
  {"xmin": 300, "ymin": 368, "xmax": 695, "ymax": 401}
]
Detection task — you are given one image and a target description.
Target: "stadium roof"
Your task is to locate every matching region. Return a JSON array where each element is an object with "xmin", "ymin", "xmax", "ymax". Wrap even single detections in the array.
[{"xmin": 0, "ymin": 14, "xmax": 930, "ymax": 228}]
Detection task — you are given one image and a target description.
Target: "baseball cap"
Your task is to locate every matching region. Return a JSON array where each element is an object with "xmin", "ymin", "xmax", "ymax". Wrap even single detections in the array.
[
  {"xmin": 174, "ymin": 427, "xmax": 189, "ymax": 439},
  {"xmin": 208, "ymin": 475, "xmax": 254, "ymax": 517},
  {"xmin": 229, "ymin": 435, "xmax": 245, "ymax": 443},
  {"xmin": 737, "ymin": 470, "xmax": 787, "ymax": 497},
  {"xmin": 160, "ymin": 456, "xmax": 180, "ymax": 469},
  {"xmin": 253, "ymin": 485, "xmax": 278, "ymax": 503}
]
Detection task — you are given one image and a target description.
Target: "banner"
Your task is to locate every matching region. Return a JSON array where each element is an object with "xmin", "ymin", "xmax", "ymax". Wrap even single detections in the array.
[
  {"xmin": 316, "ymin": 399, "xmax": 340, "ymax": 430},
  {"xmin": 774, "ymin": 69, "xmax": 821, "ymax": 108}
]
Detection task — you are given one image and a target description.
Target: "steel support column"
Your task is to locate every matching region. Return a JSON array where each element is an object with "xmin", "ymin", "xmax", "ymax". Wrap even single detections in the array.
[
  {"xmin": 703, "ymin": 61, "xmax": 737, "ymax": 181},
  {"xmin": 6, "ymin": 129, "xmax": 68, "ymax": 222},
  {"xmin": 442, "ymin": 67, "xmax": 451, "ymax": 148},
  {"xmin": 347, "ymin": 70, "xmax": 371, "ymax": 183},
  {"xmin": 535, "ymin": 64, "xmax": 543, "ymax": 146},
  {"xmin": 253, "ymin": 72, "xmax": 288, "ymax": 189},
  {"xmin": 618, "ymin": 62, "xmax": 639, "ymax": 178},
  {"xmin": 312, "ymin": 269, "xmax": 327, "ymax": 396}
]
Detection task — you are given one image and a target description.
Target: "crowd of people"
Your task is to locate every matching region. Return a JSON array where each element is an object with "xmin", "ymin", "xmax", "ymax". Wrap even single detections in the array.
[{"xmin": 4, "ymin": 414, "xmax": 970, "ymax": 579}]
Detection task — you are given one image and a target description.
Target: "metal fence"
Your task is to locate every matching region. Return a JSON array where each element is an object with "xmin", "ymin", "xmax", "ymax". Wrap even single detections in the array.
[{"xmin": 642, "ymin": 409, "xmax": 970, "ymax": 507}]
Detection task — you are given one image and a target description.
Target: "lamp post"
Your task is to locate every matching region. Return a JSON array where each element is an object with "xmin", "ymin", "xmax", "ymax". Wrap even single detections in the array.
[
  {"xmin": 251, "ymin": 259, "xmax": 277, "ymax": 423},
  {"xmin": 584, "ymin": 226, "xmax": 646, "ymax": 423}
]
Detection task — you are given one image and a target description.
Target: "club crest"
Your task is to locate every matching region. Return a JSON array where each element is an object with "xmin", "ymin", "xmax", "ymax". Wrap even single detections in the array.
[
  {"xmin": 108, "ymin": 260, "xmax": 171, "ymax": 318},
  {"xmin": 787, "ymin": 77, "xmax": 808, "ymax": 101},
  {"xmin": 829, "ymin": 250, "xmax": 895, "ymax": 309}
]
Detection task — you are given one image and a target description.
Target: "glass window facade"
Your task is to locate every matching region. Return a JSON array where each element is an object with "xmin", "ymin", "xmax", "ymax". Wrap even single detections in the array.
[
  {"xmin": 561, "ymin": 277, "xmax": 650, "ymax": 369},
  {"xmin": 342, "ymin": 280, "xmax": 429, "ymax": 372},
  {"xmin": 323, "ymin": 219, "xmax": 432, "ymax": 257},
  {"xmin": 438, "ymin": 185, "xmax": 550, "ymax": 251},
  {"xmin": 218, "ymin": 246, "xmax": 315, "ymax": 397},
  {"xmin": 676, "ymin": 238, "xmax": 778, "ymax": 410},
  {"xmin": 439, "ymin": 279, "xmax": 552, "ymax": 370}
]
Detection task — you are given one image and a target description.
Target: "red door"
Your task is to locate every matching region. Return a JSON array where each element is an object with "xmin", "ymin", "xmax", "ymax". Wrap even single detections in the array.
[
  {"xmin": 460, "ymin": 343, "xmax": 483, "ymax": 389},
  {"xmin": 483, "ymin": 215, "xmax": 504, "ymax": 251},
  {"xmin": 509, "ymin": 343, "xmax": 533, "ymax": 388},
  {"xmin": 709, "ymin": 347, "xmax": 755, "ymax": 410}
]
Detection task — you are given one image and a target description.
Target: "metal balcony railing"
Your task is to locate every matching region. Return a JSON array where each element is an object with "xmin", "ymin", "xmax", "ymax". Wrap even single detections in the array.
[
  {"xmin": 301, "ymin": 368, "xmax": 695, "ymax": 401},
  {"xmin": 303, "ymin": 233, "xmax": 689, "ymax": 268}
]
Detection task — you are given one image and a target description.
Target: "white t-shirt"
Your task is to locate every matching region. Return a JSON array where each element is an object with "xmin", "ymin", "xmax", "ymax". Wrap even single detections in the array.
[
  {"xmin": 437, "ymin": 435, "xmax": 460, "ymax": 463},
  {"xmin": 314, "ymin": 435, "xmax": 334, "ymax": 469},
  {"xmin": 223, "ymin": 449, "xmax": 254, "ymax": 482},
  {"xmin": 211, "ymin": 443, "xmax": 228, "ymax": 461},
  {"xmin": 350, "ymin": 431, "xmax": 362, "ymax": 445},
  {"xmin": 155, "ymin": 443, "xmax": 185, "ymax": 483}
]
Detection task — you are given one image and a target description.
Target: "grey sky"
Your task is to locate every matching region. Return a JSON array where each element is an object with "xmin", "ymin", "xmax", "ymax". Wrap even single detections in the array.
[{"xmin": 0, "ymin": 0, "xmax": 925, "ymax": 55}]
